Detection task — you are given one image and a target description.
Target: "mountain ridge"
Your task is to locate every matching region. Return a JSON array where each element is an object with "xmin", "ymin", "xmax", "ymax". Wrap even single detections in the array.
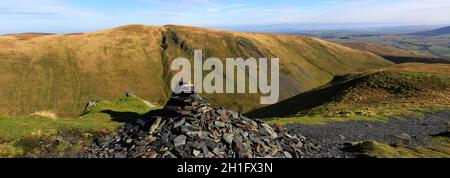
[
  {"xmin": 0, "ymin": 24, "xmax": 392, "ymax": 116},
  {"xmin": 411, "ymin": 26, "xmax": 450, "ymax": 36}
]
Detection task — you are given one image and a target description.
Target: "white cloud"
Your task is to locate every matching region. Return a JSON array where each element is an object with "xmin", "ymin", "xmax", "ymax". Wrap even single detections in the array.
[{"xmin": 0, "ymin": 0, "xmax": 101, "ymax": 18}]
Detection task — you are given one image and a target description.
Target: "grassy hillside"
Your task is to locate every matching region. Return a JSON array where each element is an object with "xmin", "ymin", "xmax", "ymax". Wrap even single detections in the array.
[
  {"xmin": 0, "ymin": 94, "xmax": 158, "ymax": 158},
  {"xmin": 345, "ymin": 136, "xmax": 450, "ymax": 158},
  {"xmin": 247, "ymin": 63, "xmax": 450, "ymax": 120},
  {"xmin": 0, "ymin": 25, "xmax": 392, "ymax": 116},
  {"xmin": 0, "ymin": 25, "xmax": 166, "ymax": 117}
]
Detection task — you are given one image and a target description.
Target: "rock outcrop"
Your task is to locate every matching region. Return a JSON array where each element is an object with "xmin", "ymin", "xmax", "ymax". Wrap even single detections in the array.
[{"xmin": 79, "ymin": 86, "xmax": 317, "ymax": 158}]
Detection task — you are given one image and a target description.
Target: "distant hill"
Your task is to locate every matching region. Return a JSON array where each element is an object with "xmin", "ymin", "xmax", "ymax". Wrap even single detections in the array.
[
  {"xmin": 339, "ymin": 42, "xmax": 450, "ymax": 64},
  {"xmin": 0, "ymin": 25, "xmax": 391, "ymax": 116},
  {"xmin": 246, "ymin": 63, "xmax": 450, "ymax": 118},
  {"xmin": 411, "ymin": 26, "xmax": 450, "ymax": 36}
]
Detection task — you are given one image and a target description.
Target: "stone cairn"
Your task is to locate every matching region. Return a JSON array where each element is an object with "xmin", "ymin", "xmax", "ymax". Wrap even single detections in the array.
[{"xmin": 79, "ymin": 85, "xmax": 317, "ymax": 158}]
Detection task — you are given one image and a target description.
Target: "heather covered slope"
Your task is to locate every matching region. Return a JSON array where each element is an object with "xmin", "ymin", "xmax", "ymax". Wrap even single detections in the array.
[{"xmin": 0, "ymin": 25, "xmax": 392, "ymax": 116}]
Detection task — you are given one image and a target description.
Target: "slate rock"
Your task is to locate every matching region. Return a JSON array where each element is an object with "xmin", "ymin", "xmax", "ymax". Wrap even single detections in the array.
[
  {"xmin": 174, "ymin": 135, "xmax": 187, "ymax": 147},
  {"xmin": 79, "ymin": 88, "xmax": 314, "ymax": 158}
]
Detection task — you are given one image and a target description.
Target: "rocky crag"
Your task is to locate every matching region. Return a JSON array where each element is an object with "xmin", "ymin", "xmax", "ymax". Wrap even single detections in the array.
[{"xmin": 79, "ymin": 86, "xmax": 318, "ymax": 158}]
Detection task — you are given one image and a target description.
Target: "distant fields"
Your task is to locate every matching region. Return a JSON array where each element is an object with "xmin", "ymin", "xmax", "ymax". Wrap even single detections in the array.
[{"xmin": 326, "ymin": 34, "xmax": 450, "ymax": 58}]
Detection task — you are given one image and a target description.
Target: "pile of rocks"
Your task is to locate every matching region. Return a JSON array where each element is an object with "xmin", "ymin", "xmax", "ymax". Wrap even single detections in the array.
[{"xmin": 79, "ymin": 86, "xmax": 318, "ymax": 158}]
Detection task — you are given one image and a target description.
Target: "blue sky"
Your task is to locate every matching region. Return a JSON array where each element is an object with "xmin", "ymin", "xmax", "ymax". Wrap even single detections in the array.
[{"xmin": 1, "ymin": 0, "xmax": 450, "ymax": 34}]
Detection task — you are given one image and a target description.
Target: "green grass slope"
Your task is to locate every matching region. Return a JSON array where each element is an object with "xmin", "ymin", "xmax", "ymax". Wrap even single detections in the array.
[
  {"xmin": 0, "ymin": 94, "xmax": 158, "ymax": 158},
  {"xmin": 345, "ymin": 134, "xmax": 450, "ymax": 158},
  {"xmin": 0, "ymin": 25, "xmax": 392, "ymax": 116},
  {"xmin": 247, "ymin": 63, "xmax": 450, "ymax": 119}
]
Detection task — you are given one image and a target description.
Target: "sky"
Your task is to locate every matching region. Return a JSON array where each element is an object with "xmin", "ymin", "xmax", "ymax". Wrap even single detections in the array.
[{"xmin": 1, "ymin": 0, "xmax": 450, "ymax": 34}]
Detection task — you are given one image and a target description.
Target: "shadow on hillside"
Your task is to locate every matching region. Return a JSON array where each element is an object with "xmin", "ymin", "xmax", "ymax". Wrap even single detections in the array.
[
  {"xmin": 433, "ymin": 131, "xmax": 450, "ymax": 137},
  {"xmin": 244, "ymin": 75, "xmax": 363, "ymax": 119},
  {"xmin": 100, "ymin": 110, "xmax": 144, "ymax": 123},
  {"xmin": 383, "ymin": 56, "xmax": 450, "ymax": 64}
]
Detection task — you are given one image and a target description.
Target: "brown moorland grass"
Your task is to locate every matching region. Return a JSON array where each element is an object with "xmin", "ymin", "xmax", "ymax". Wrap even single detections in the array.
[{"xmin": 0, "ymin": 25, "xmax": 392, "ymax": 116}]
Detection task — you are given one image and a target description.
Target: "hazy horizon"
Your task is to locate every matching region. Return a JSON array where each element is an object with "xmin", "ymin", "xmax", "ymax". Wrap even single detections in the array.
[{"xmin": 1, "ymin": 0, "xmax": 450, "ymax": 34}]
